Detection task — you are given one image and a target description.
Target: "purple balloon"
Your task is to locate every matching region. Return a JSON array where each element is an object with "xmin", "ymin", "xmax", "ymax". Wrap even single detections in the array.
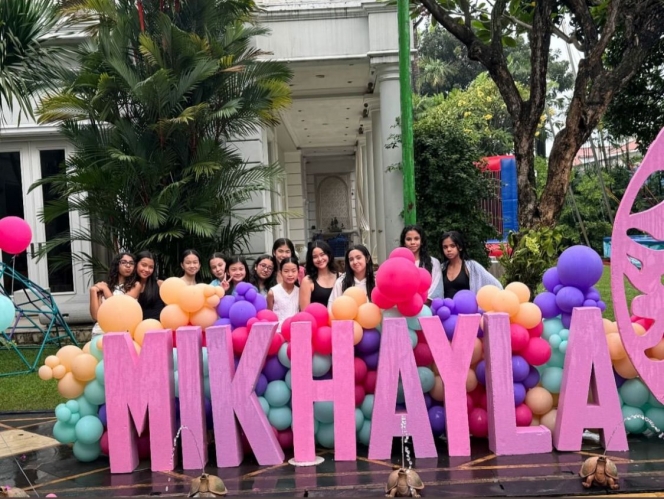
[
  {"xmin": 245, "ymin": 288, "xmax": 257, "ymax": 302},
  {"xmin": 585, "ymin": 287, "xmax": 601, "ymax": 301},
  {"xmin": 236, "ymin": 282, "xmax": 252, "ymax": 295},
  {"xmin": 98, "ymin": 404, "xmax": 107, "ymax": 427},
  {"xmin": 256, "ymin": 374, "xmax": 268, "ymax": 396},
  {"xmin": 523, "ymin": 366, "xmax": 540, "ymax": 389},
  {"xmin": 512, "ymin": 355, "xmax": 530, "ymax": 382},
  {"xmin": 436, "ymin": 306, "xmax": 451, "ymax": 322},
  {"xmin": 363, "ymin": 351, "xmax": 380, "ymax": 370},
  {"xmin": 229, "ymin": 300, "xmax": 257, "ymax": 328},
  {"xmin": 214, "ymin": 317, "xmax": 231, "ymax": 327},
  {"xmin": 217, "ymin": 295, "xmax": 236, "ymax": 318},
  {"xmin": 597, "ymin": 300, "xmax": 607, "ymax": 312},
  {"xmin": 204, "ymin": 398, "xmax": 213, "ymax": 430},
  {"xmin": 542, "ymin": 267, "xmax": 561, "ymax": 292},
  {"xmin": 356, "ymin": 328, "xmax": 381, "ymax": 355},
  {"xmin": 253, "ymin": 293, "xmax": 267, "ymax": 312},
  {"xmin": 396, "ymin": 403, "xmax": 407, "ymax": 412},
  {"xmin": 234, "ymin": 295, "xmax": 245, "ymax": 301},
  {"xmin": 431, "ymin": 298, "xmax": 444, "ymax": 314},
  {"xmin": 533, "ymin": 292, "xmax": 561, "ymax": 319},
  {"xmin": 555, "ymin": 286, "xmax": 585, "ymax": 313},
  {"xmin": 443, "ymin": 298, "xmax": 456, "ymax": 314},
  {"xmin": 561, "ymin": 312, "xmax": 572, "ymax": 329},
  {"xmin": 234, "ymin": 356, "xmax": 240, "ymax": 369},
  {"xmin": 442, "ymin": 315, "xmax": 458, "ymax": 340},
  {"xmin": 424, "ymin": 393, "xmax": 433, "ymax": 410},
  {"xmin": 513, "ymin": 383, "xmax": 526, "ymax": 406},
  {"xmin": 614, "ymin": 369, "xmax": 626, "ymax": 389},
  {"xmin": 553, "ymin": 284, "xmax": 563, "ymax": 294},
  {"xmin": 583, "ymin": 299, "xmax": 597, "ymax": 307},
  {"xmin": 453, "ymin": 290, "xmax": 478, "ymax": 314},
  {"xmin": 263, "ymin": 355, "xmax": 288, "ymax": 382},
  {"xmin": 557, "ymin": 245, "xmax": 603, "ymax": 290},
  {"xmin": 475, "ymin": 360, "xmax": 486, "ymax": 385},
  {"xmin": 428, "ymin": 406, "xmax": 446, "ymax": 436}
]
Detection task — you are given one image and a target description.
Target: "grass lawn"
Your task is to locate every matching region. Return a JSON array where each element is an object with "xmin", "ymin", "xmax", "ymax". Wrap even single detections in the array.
[
  {"xmin": 0, "ymin": 346, "xmax": 65, "ymax": 413},
  {"xmin": 595, "ymin": 264, "xmax": 640, "ymax": 322}
]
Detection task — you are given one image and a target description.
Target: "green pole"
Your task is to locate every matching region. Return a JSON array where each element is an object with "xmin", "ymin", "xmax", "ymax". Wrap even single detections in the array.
[{"xmin": 397, "ymin": 0, "xmax": 416, "ymax": 225}]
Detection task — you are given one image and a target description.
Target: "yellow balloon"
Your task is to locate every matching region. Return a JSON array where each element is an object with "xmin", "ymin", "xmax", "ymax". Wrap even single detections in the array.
[
  {"xmin": 505, "ymin": 282, "xmax": 531, "ymax": 303},
  {"xmin": 160, "ymin": 277, "xmax": 188, "ymax": 305},
  {"xmin": 355, "ymin": 303, "xmax": 381, "ymax": 329},
  {"xmin": 513, "ymin": 302, "xmax": 542, "ymax": 329},
  {"xmin": 98, "ymin": 295, "xmax": 143, "ymax": 336},
  {"xmin": 471, "ymin": 338, "xmax": 483, "ymax": 365},
  {"xmin": 331, "ymin": 296, "xmax": 359, "ymax": 321},
  {"xmin": 343, "ymin": 287, "xmax": 368, "ymax": 307},
  {"xmin": 466, "ymin": 369, "xmax": 478, "ymax": 392},
  {"xmin": 55, "ymin": 345, "xmax": 83, "ymax": 371},
  {"xmin": 603, "ymin": 318, "xmax": 618, "ymax": 335},
  {"xmin": 82, "ymin": 342, "xmax": 91, "ymax": 354},
  {"xmin": 160, "ymin": 304, "xmax": 190, "ymax": 330},
  {"xmin": 477, "ymin": 285, "xmax": 501, "ymax": 312},
  {"xmin": 178, "ymin": 286, "xmax": 206, "ymax": 313},
  {"xmin": 133, "ymin": 319, "xmax": 164, "ymax": 346},
  {"xmin": 647, "ymin": 339, "xmax": 664, "ymax": 360},
  {"xmin": 71, "ymin": 353, "xmax": 99, "ymax": 382}
]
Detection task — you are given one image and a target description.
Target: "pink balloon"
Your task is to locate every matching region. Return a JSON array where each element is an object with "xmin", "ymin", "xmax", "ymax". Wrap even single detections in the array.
[
  {"xmin": 276, "ymin": 428, "xmax": 293, "ymax": 449},
  {"xmin": 389, "ymin": 247, "xmax": 415, "ymax": 262},
  {"xmin": 397, "ymin": 293, "xmax": 423, "ymax": 317},
  {"xmin": 417, "ymin": 267, "xmax": 432, "ymax": 294},
  {"xmin": 304, "ymin": 302, "xmax": 330, "ymax": 329},
  {"xmin": 291, "ymin": 312, "xmax": 318, "ymax": 335},
  {"xmin": 375, "ymin": 258, "xmax": 419, "ymax": 302},
  {"xmin": 414, "ymin": 342, "xmax": 434, "ymax": 366},
  {"xmin": 510, "ymin": 323, "xmax": 530, "ymax": 351},
  {"xmin": 100, "ymin": 431, "xmax": 109, "ymax": 455},
  {"xmin": 515, "ymin": 403, "xmax": 533, "ymax": 426},
  {"xmin": 354, "ymin": 357, "xmax": 368, "ymax": 383},
  {"xmin": 520, "ymin": 337, "xmax": 552, "ymax": 366},
  {"xmin": 281, "ymin": 317, "xmax": 293, "ymax": 341},
  {"xmin": 364, "ymin": 370, "xmax": 377, "ymax": 394},
  {"xmin": 246, "ymin": 317, "xmax": 259, "ymax": 331},
  {"xmin": 371, "ymin": 287, "xmax": 395, "ymax": 310},
  {"xmin": 355, "ymin": 384, "xmax": 366, "ymax": 407},
  {"xmin": 312, "ymin": 325, "xmax": 332, "ymax": 355},
  {"xmin": 466, "ymin": 394, "xmax": 475, "ymax": 413},
  {"xmin": 257, "ymin": 309, "xmax": 279, "ymax": 322},
  {"xmin": 231, "ymin": 327, "xmax": 249, "ymax": 354},
  {"xmin": 528, "ymin": 322, "xmax": 544, "ymax": 338},
  {"xmin": 268, "ymin": 333, "xmax": 284, "ymax": 356},
  {"xmin": 0, "ymin": 216, "xmax": 32, "ymax": 254},
  {"xmin": 468, "ymin": 407, "xmax": 489, "ymax": 437}
]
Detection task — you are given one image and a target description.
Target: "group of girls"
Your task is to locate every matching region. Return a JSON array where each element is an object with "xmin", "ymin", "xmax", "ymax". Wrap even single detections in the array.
[{"xmin": 89, "ymin": 228, "xmax": 501, "ymax": 332}]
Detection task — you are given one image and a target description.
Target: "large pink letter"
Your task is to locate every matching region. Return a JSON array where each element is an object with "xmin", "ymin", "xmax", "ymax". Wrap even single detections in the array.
[
  {"xmin": 206, "ymin": 323, "xmax": 284, "ymax": 467},
  {"xmin": 175, "ymin": 326, "xmax": 207, "ymax": 470},
  {"xmin": 291, "ymin": 320, "xmax": 356, "ymax": 462},
  {"xmin": 484, "ymin": 313, "xmax": 552, "ymax": 455},
  {"xmin": 420, "ymin": 314, "xmax": 480, "ymax": 456},
  {"xmin": 104, "ymin": 330, "xmax": 176, "ymax": 473},
  {"xmin": 368, "ymin": 317, "xmax": 436, "ymax": 460},
  {"xmin": 553, "ymin": 307, "xmax": 628, "ymax": 451}
]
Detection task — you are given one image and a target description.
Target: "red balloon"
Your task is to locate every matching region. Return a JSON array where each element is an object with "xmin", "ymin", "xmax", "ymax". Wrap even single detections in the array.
[
  {"xmin": 231, "ymin": 327, "xmax": 249, "ymax": 355},
  {"xmin": 515, "ymin": 403, "xmax": 533, "ymax": 427},
  {"xmin": 0, "ymin": 216, "xmax": 32, "ymax": 254},
  {"xmin": 100, "ymin": 431, "xmax": 109, "ymax": 455},
  {"xmin": 305, "ymin": 302, "xmax": 330, "ymax": 329},
  {"xmin": 468, "ymin": 407, "xmax": 489, "ymax": 437},
  {"xmin": 510, "ymin": 323, "xmax": 530, "ymax": 352},
  {"xmin": 268, "ymin": 333, "xmax": 284, "ymax": 356},
  {"xmin": 312, "ymin": 326, "xmax": 332, "ymax": 355},
  {"xmin": 354, "ymin": 357, "xmax": 368, "ymax": 384},
  {"xmin": 137, "ymin": 433, "xmax": 151, "ymax": 459},
  {"xmin": 371, "ymin": 287, "xmax": 395, "ymax": 310},
  {"xmin": 414, "ymin": 342, "xmax": 433, "ymax": 366},
  {"xmin": 520, "ymin": 337, "xmax": 552, "ymax": 366},
  {"xmin": 469, "ymin": 385, "xmax": 485, "ymax": 407},
  {"xmin": 276, "ymin": 428, "xmax": 293, "ymax": 449},
  {"xmin": 172, "ymin": 330, "xmax": 177, "ymax": 348},
  {"xmin": 364, "ymin": 370, "xmax": 377, "ymax": 394},
  {"xmin": 281, "ymin": 317, "xmax": 293, "ymax": 341},
  {"xmin": 257, "ymin": 309, "xmax": 279, "ymax": 322},
  {"xmin": 355, "ymin": 384, "xmax": 366, "ymax": 407},
  {"xmin": 528, "ymin": 322, "xmax": 544, "ymax": 338},
  {"xmin": 397, "ymin": 293, "xmax": 423, "ymax": 317},
  {"xmin": 202, "ymin": 330, "xmax": 206, "ymax": 347},
  {"xmin": 466, "ymin": 394, "xmax": 474, "ymax": 413}
]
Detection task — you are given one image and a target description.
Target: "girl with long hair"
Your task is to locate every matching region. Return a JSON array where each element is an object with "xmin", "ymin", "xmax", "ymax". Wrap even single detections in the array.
[
  {"xmin": 327, "ymin": 244, "xmax": 374, "ymax": 308},
  {"xmin": 135, "ymin": 250, "xmax": 165, "ymax": 321},
  {"xmin": 209, "ymin": 252, "xmax": 230, "ymax": 291},
  {"xmin": 226, "ymin": 255, "xmax": 250, "ymax": 295},
  {"xmin": 272, "ymin": 238, "xmax": 305, "ymax": 284},
  {"xmin": 250, "ymin": 254, "xmax": 276, "ymax": 296},
  {"xmin": 267, "ymin": 257, "xmax": 300, "ymax": 325},
  {"xmin": 400, "ymin": 224, "xmax": 443, "ymax": 303},
  {"xmin": 180, "ymin": 249, "xmax": 202, "ymax": 285},
  {"xmin": 299, "ymin": 240, "xmax": 338, "ymax": 309}
]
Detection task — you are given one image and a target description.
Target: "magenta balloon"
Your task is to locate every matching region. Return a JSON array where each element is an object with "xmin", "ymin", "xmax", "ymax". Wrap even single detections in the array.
[
  {"xmin": 389, "ymin": 247, "xmax": 415, "ymax": 262},
  {"xmin": 375, "ymin": 258, "xmax": 419, "ymax": 301},
  {"xmin": 541, "ymin": 267, "xmax": 561, "ymax": 293},
  {"xmin": 557, "ymin": 245, "xmax": 603, "ymax": 290},
  {"xmin": 0, "ymin": 217, "xmax": 32, "ymax": 254}
]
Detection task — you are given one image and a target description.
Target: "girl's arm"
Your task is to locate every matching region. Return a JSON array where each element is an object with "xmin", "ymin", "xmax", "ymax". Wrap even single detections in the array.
[
  {"xmin": 267, "ymin": 289, "xmax": 275, "ymax": 311},
  {"xmin": 428, "ymin": 257, "xmax": 443, "ymax": 301},
  {"xmin": 126, "ymin": 281, "xmax": 142, "ymax": 299},
  {"xmin": 89, "ymin": 286, "xmax": 102, "ymax": 321},
  {"xmin": 96, "ymin": 281, "xmax": 113, "ymax": 299},
  {"xmin": 327, "ymin": 275, "xmax": 344, "ymax": 312},
  {"xmin": 157, "ymin": 279, "xmax": 164, "ymax": 286},
  {"xmin": 299, "ymin": 276, "xmax": 314, "ymax": 311}
]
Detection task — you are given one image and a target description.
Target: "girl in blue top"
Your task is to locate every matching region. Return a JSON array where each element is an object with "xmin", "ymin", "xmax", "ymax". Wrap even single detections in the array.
[{"xmin": 209, "ymin": 252, "xmax": 230, "ymax": 290}]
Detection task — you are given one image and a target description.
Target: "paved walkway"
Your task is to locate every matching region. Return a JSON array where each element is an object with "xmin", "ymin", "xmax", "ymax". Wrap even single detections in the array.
[{"xmin": 2, "ymin": 413, "xmax": 664, "ymax": 497}]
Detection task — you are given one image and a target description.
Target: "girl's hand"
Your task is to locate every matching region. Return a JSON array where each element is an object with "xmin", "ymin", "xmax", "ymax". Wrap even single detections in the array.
[
  {"xmin": 96, "ymin": 282, "xmax": 109, "ymax": 291},
  {"xmin": 90, "ymin": 286, "xmax": 99, "ymax": 294},
  {"xmin": 222, "ymin": 277, "xmax": 230, "ymax": 291}
]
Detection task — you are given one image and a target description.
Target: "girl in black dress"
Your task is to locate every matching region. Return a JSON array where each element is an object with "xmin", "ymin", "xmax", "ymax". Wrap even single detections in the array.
[
  {"xmin": 135, "ymin": 250, "xmax": 165, "ymax": 320},
  {"xmin": 299, "ymin": 240, "xmax": 338, "ymax": 309}
]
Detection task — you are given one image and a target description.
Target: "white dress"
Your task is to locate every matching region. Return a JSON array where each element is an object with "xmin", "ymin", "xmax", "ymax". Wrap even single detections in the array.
[
  {"xmin": 327, "ymin": 275, "xmax": 368, "ymax": 311},
  {"xmin": 415, "ymin": 256, "xmax": 443, "ymax": 300},
  {"xmin": 271, "ymin": 283, "xmax": 300, "ymax": 325}
]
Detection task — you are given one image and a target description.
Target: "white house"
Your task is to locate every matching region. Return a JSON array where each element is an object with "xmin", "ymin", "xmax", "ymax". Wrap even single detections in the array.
[{"xmin": 0, "ymin": 0, "xmax": 409, "ymax": 316}]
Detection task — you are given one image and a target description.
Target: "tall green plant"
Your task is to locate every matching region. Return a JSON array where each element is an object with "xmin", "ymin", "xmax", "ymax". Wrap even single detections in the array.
[{"xmin": 32, "ymin": 0, "xmax": 292, "ymax": 278}]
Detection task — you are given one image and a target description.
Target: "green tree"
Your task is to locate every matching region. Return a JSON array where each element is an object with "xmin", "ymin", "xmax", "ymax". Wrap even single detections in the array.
[
  {"xmin": 33, "ymin": 0, "xmax": 292, "ymax": 278},
  {"xmin": 415, "ymin": 0, "xmax": 664, "ymax": 228}
]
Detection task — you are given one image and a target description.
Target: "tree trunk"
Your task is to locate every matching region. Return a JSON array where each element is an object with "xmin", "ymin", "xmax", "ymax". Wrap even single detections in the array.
[{"xmin": 513, "ymin": 123, "xmax": 538, "ymax": 229}]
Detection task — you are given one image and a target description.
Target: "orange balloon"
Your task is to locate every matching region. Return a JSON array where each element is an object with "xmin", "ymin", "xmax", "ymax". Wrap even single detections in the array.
[
  {"xmin": 191, "ymin": 307, "xmax": 219, "ymax": 329},
  {"xmin": 614, "ymin": 355, "xmax": 638, "ymax": 379},
  {"xmin": 38, "ymin": 366, "xmax": 53, "ymax": 381},
  {"xmin": 55, "ymin": 345, "xmax": 83, "ymax": 371},
  {"xmin": 57, "ymin": 372, "xmax": 86, "ymax": 399},
  {"xmin": 353, "ymin": 321, "xmax": 364, "ymax": 345},
  {"xmin": 206, "ymin": 295, "xmax": 220, "ymax": 309},
  {"xmin": 477, "ymin": 285, "xmax": 501, "ymax": 312},
  {"xmin": 160, "ymin": 277, "xmax": 187, "ymax": 305},
  {"xmin": 71, "ymin": 353, "xmax": 99, "ymax": 382},
  {"xmin": 44, "ymin": 355, "xmax": 60, "ymax": 368},
  {"xmin": 160, "ymin": 304, "xmax": 190, "ymax": 330},
  {"xmin": 531, "ymin": 416, "xmax": 540, "ymax": 426},
  {"xmin": 133, "ymin": 341, "xmax": 142, "ymax": 354},
  {"xmin": 603, "ymin": 319, "xmax": 618, "ymax": 335},
  {"xmin": 540, "ymin": 409, "xmax": 557, "ymax": 432},
  {"xmin": 95, "ymin": 335, "xmax": 103, "ymax": 351},
  {"xmin": 632, "ymin": 323, "xmax": 647, "ymax": 336},
  {"xmin": 505, "ymin": 282, "xmax": 531, "ymax": 303},
  {"xmin": 52, "ymin": 364, "xmax": 66, "ymax": 380},
  {"xmin": 466, "ymin": 369, "xmax": 478, "ymax": 392},
  {"xmin": 98, "ymin": 295, "xmax": 143, "ymax": 335},
  {"xmin": 551, "ymin": 393, "xmax": 559, "ymax": 408},
  {"xmin": 525, "ymin": 386, "xmax": 554, "ymax": 415},
  {"xmin": 200, "ymin": 284, "xmax": 216, "ymax": 298},
  {"xmin": 355, "ymin": 303, "xmax": 381, "ymax": 329},
  {"xmin": 513, "ymin": 302, "xmax": 542, "ymax": 329},
  {"xmin": 82, "ymin": 342, "xmax": 91, "ymax": 354},
  {"xmin": 331, "ymin": 296, "xmax": 359, "ymax": 321},
  {"xmin": 647, "ymin": 339, "xmax": 664, "ymax": 360},
  {"xmin": 214, "ymin": 287, "xmax": 225, "ymax": 298},
  {"xmin": 430, "ymin": 375, "xmax": 445, "ymax": 401},
  {"xmin": 606, "ymin": 333, "xmax": 626, "ymax": 360},
  {"xmin": 471, "ymin": 338, "xmax": 483, "ymax": 365},
  {"xmin": 491, "ymin": 290, "xmax": 520, "ymax": 317},
  {"xmin": 133, "ymin": 319, "xmax": 163, "ymax": 346},
  {"xmin": 178, "ymin": 286, "xmax": 205, "ymax": 313},
  {"xmin": 343, "ymin": 287, "xmax": 368, "ymax": 307}
]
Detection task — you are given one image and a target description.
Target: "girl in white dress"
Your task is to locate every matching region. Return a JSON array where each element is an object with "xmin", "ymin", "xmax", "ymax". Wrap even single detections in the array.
[
  {"xmin": 400, "ymin": 224, "xmax": 443, "ymax": 304},
  {"xmin": 267, "ymin": 257, "xmax": 300, "ymax": 325}
]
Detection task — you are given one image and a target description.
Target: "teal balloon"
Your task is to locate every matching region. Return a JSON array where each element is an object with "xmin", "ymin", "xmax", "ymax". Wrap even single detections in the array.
[
  {"xmin": 558, "ymin": 340, "xmax": 568, "ymax": 354},
  {"xmin": 258, "ymin": 396, "xmax": 270, "ymax": 415},
  {"xmin": 316, "ymin": 422, "xmax": 335, "ymax": 448},
  {"xmin": 383, "ymin": 307, "xmax": 402, "ymax": 319},
  {"xmin": 0, "ymin": 295, "xmax": 15, "ymax": 331},
  {"xmin": 620, "ymin": 379, "xmax": 650, "ymax": 408},
  {"xmin": 202, "ymin": 347, "xmax": 209, "ymax": 376},
  {"xmin": 375, "ymin": 322, "xmax": 382, "ymax": 333},
  {"xmin": 314, "ymin": 401, "xmax": 334, "ymax": 424},
  {"xmin": 649, "ymin": 393, "xmax": 664, "ymax": 408},
  {"xmin": 541, "ymin": 367, "xmax": 563, "ymax": 394},
  {"xmin": 264, "ymin": 380, "xmax": 291, "ymax": 408},
  {"xmin": 547, "ymin": 350, "xmax": 566, "ymax": 368},
  {"xmin": 53, "ymin": 421, "xmax": 76, "ymax": 444},
  {"xmin": 559, "ymin": 328, "xmax": 569, "ymax": 340},
  {"xmin": 285, "ymin": 370, "xmax": 292, "ymax": 389},
  {"xmin": 418, "ymin": 367, "xmax": 435, "ymax": 393},
  {"xmin": 204, "ymin": 376, "xmax": 211, "ymax": 399},
  {"xmin": 75, "ymin": 415, "xmax": 104, "ymax": 444},
  {"xmin": 172, "ymin": 349, "xmax": 178, "ymax": 371},
  {"xmin": 358, "ymin": 420, "xmax": 371, "ymax": 446},
  {"xmin": 55, "ymin": 404, "xmax": 72, "ymax": 423},
  {"xmin": 622, "ymin": 405, "xmax": 646, "ymax": 433},
  {"xmin": 174, "ymin": 371, "xmax": 180, "ymax": 398},
  {"xmin": 396, "ymin": 380, "xmax": 405, "ymax": 405},
  {"xmin": 419, "ymin": 305, "xmax": 433, "ymax": 318},
  {"xmin": 542, "ymin": 318, "xmax": 563, "ymax": 340},
  {"xmin": 645, "ymin": 407, "xmax": 664, "ymax": 433},
  {"xmin": 75, "ymin": 395, "xmax": 98, "ymax": 417},
  {"xmin": 73, "ymin": 440, "xmax": 101, "ymax": 462},
  {"xmin": 312, "ymin": 354, "xmax": 332, "ymax": 377},
  {"xmin": 69, "ymin": 413, "xmax": 80, "ymax": 425},
  {"xmin": 278, "ymin": 342, "xmax": 291, "ymax": 368},
  {"xmin": 84, "ymin": 379, "xmax": 106, "ymax": 406},
  {"xmin": 409, "ymin": 330, "xmax": 418, "ymax": 349},
  {"xmin": 548, "ymin": 334, "xmax": 561, "ymax": 349},
  {"xmin": 355, "ymin": 408, "xmax": 365, "ymax": 432},
  {"xmin": 95, "ymin": 360, "xmax": 105, "ymax": 385},
  {"xmin": 89, "ymin": 336, "xmax": 103, "ymax": 361},
  {"xmin": 361, "ymin": 394, "xmax": 374, "ymax": 420},
  {"xmin": 314, "ymin": 417, "xmax": 319, "ymax": 434},
  {"xmin": 65, "ymin": 399, "xmax": 80, "ymax": 413},
  {"xmin": 268, "ymin": 406, "xmax": 292, "ymax": 431}
]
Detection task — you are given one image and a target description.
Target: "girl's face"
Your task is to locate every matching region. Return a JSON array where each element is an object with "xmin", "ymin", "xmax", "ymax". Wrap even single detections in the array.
[
  {"xmin": 209, "ymin": 258, "xmax": 226, "ymax": 280},
  {"xmin": 312, "ymin": 247, "xmax": 329, "ymax": 270},
  {"xmin": 274, "ymin": 244, "xmax": 291, "ymax": 263},
  {"xmin": 281, "ymin": 262, "xmax": 299, "ymax": 285},
  {"xmin": 404, "ymin": 230, "xmax": 421, "ymax": 254},
  {"xmin": 136, "ymin": 258, "xmax": 154, "ymax": 280},
  {"xmin": 118, "ymin": 255, "xmax": 135, "ymax": 278},
  {"xmin": 442, "ymin": 237, "xmax": 460, "ymax": 261},
  {"xmin": 348, "ymin": 250, "xmax": 367, "ymax": 276},
  {"xmin": 181, "ymin": 254, "xmax": 201, "ymax": 277},
  {"xmin": 255, "ymin": 258, "xmax": 274, "ymax": 281},
  {"xmin": 228, "ymin": 262, "xmax": 246, "ymax": 283}
]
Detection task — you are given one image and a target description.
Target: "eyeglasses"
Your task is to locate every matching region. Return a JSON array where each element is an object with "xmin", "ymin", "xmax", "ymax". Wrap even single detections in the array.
[
  {"xmin": 258, "ymin": 263, "xmax": 274, "ymax": 272},
  {"xmin": 119, "ymin": 260, "xmax": 135, "ymax": 267}
]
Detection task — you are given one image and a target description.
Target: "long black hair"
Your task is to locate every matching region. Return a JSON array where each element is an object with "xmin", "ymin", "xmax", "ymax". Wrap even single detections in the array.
[
  {"xmin": 272, "ymin": 238, "xmax": 296, "ymax": 260},
  {"xmin": 341, "ymin": 244, "xmax": 374, "ymax": 298},
  {"xmin": 400, "ymin": 224, "xmax": 432, "ymax": 273},
  {"xmin": 305, "ymin": 240, "xmax": 337, "ymax": 281},
  {"xmin": 136, "ymin": 250, "xmax": 161, "ymax": 308},
  {"xmin": 250, "ymin": 254, "xmax": 276, "ymax": 290},
  {"xmin": 180, "ymin": 248, "xmax": 203, "ymax": 283},
  {"xmin": 225, "ymin": 255, "xmax": 250, "ymax": 294},
  {"xmin": 278, "ymin": 256, "xmax": 301, "ymax": 287},
  {"xmin": 108, "ymin": 252, "xmax": 137, "ymax": 293},
  {"xmin": 439, "ymin": 230, "xmax": 471, "ymax": 268}
]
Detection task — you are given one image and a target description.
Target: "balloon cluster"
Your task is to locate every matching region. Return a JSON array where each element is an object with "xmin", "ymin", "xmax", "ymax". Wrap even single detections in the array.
[
  {"xmin": 330, "ymin": 288, "xmax": 382, "ymax": 344},
  {"xmin": 431, "ymin": 290, "xmax": 478, "ymax": 339},
  {"xmin": 618, "ymin": 377, "xmax": 664, "ymax": 434},
  {"xmin": 158, "ymin": 278, "xmax": 225, "ymax": 333}
]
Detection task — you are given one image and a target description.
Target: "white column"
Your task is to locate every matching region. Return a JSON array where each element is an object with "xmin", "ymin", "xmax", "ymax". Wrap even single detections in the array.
[
  {"xmin": 371, "ymin": 107, "xmax": 387, "ymax": 263},
  {"xmin": 365, "ymin": 127, "xmax": 377, "ymax": 259},
  {"xmin": 354, "ymin": 144, "xmax": 364, "ymax": 239},
  {"xmin": 284, "ymin": 151, "xmax": 305, "ymax": 247},
  {"xmin": 361, "ymin": 141, "xmax": 370, "ymax": 248},
  {"xmin": 376, "ymin": 64, "xmax": 404, "ymax": 255}
]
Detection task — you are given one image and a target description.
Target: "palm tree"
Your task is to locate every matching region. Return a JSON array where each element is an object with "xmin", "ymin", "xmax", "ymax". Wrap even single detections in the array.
[
  {"xmin": 417, "ymin": 57, "xmax": 452, "ymax": 96},
  {"xmin": 32, "ymin": 0, "xmax": 292, "ymax": 278},
  {"xmin": 0, "ymin": 0, "xmax": 69, "ymax": 121}
]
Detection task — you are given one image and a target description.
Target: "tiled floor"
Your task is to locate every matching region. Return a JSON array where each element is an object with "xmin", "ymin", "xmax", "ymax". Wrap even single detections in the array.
[{"xmin": 2, "ymin": 413, "xmax": 664, "ymax": 497}]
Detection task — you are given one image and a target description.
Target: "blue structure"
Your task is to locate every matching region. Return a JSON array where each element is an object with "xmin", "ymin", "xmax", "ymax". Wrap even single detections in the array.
[{"xmin": 499, "ymin": 156, "xmax": 519, "ymax": 234}]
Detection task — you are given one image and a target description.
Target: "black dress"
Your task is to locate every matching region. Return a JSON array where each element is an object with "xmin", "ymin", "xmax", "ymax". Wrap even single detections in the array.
[
  {"xmin": 310, "ymin": 279, "xmax": 334, "ymax": 306},
  {"xmin": 139, "ymin": 293, "xmax": 166, "ymax": 321},
  {"xmin": 443, "ymin": 265, "xmax": 470, "ymax": 299}
]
